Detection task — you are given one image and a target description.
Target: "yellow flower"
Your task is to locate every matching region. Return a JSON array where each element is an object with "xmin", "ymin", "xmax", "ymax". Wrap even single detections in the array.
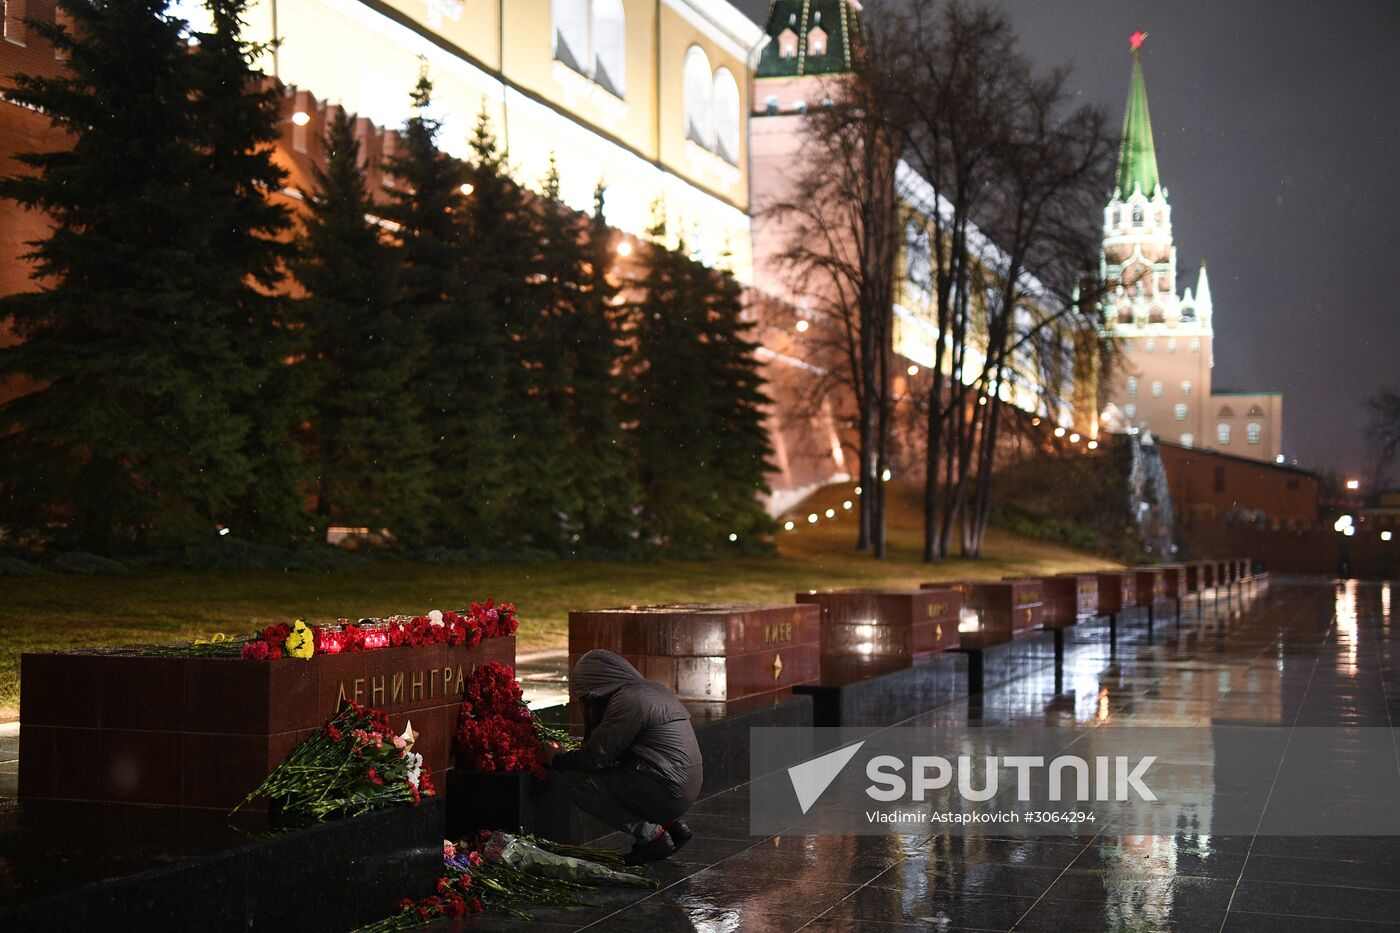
[{"xmin": 285, "ymin": 619, "xmax": 315, "ymax": 660}]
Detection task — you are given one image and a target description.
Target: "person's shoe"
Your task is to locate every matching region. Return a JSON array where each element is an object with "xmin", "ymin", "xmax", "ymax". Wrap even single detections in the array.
[
  {"xmin": 667, "ymin": 819, "xmax": 693, "ymax": 853},
  {"xmin": 624, "ymin": 830, "xmax": 676, "ymax": 865}
]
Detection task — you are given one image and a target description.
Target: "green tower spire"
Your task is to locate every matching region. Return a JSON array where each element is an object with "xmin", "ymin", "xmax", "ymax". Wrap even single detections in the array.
[{"xmin": 1116, "ymin": 35, "xmax": 1160, "ymax": 200}]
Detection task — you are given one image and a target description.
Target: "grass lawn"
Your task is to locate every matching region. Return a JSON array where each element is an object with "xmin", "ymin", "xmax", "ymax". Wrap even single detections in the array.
[{"xmin": 0, "ymin": 481, "xmax": 1121, "ymax": 718}]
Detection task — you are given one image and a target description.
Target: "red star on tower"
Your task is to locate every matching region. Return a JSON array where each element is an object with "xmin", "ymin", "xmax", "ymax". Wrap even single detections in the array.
[{"xmin": 1129, "ymin": 31, "xmax": 1148, "ymax": 51}]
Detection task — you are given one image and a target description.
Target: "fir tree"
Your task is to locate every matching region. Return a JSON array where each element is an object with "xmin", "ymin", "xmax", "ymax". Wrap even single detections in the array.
[
  {"xmin": 631, "ymin": 223, "xmax": 717, "ymax": 551},
  {"xmin": 0, "ymin": 0, "xmax": 252, "ymax": 548},
  {"xmin": 187, "ymin": 0, "xmax": 306, "ymax": 542},
  {"xmin": 519, "ymin": 157, "xmax": 587, "ymax": 551},
  {"xmin": 447, "ymin": 110, "xmax": 541, "ymax": 550},
  {"xmin": 695, "ymin": 260, "xmax": 776, "ymax": 547},
  {"xmin": 631, "ymin": 224, "xmax": 774, "ymax": 552},
  {"xmin": 566, "ymin": 184, "xmax": 640, "ymax": 553},
  {"xmin": 296, "ymin": 108, "xmax": 434, "ymax": 543},
  {"xmin": 378, "ymin": 76, "xmax": 484, "ymax": 548}
]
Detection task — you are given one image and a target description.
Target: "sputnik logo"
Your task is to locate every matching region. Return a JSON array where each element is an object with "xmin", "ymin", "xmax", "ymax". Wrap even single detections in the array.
[{"xmin": 788, "ymin": 742, "xmax": 865, "ymax": 814}]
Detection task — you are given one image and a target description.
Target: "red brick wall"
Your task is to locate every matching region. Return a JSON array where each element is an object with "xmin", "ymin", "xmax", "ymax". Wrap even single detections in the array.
[{"xmin": 1158, "ymin": 441, "xmax": 1318, "ymax": 528}]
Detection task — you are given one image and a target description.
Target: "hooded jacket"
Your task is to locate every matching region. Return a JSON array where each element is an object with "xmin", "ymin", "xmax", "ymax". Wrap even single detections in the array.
[{"xmin": 552, "ymin": 650, "xmax": 702, "ymax": 801}]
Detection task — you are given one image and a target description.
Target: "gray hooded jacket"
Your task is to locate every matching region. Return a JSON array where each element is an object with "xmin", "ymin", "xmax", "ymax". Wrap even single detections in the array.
[{"xmin": 553, "ymin": 650, "xmax": 703, "ymax": 801}]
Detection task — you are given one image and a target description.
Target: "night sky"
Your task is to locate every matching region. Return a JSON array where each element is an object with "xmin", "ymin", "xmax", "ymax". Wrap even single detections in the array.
[{"xmin": 735, "ymin": 0, "xmax": 1400, "ymax": 476}]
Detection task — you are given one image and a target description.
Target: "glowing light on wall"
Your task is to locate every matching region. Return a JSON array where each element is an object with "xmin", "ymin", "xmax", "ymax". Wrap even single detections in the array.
[
  {"xmin": 907, "ymin": 364, "xmax": 919, "ymax": 376},
  {"xmin": 784, "ymin": 520, "xmax": 795, "ymax": 531},
  {"xmin": 460, "ymin": 182, "xmax": 475, "ymax": 196},
  {"xmin": 291, "ymin": 110, "xmax": 311, "ymax": 126},
  {"xmin": 795, "ymin": 319, "xmax": 809, "ymax": 333},
  {"xmin": 615, "ymin": 239, "xmax": 633, "ymax": 257}
]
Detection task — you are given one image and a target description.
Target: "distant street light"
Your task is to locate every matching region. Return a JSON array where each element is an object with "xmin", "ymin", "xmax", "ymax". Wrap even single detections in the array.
[
  {"xmin": 1346, "ymin": 479, "xmax": 1360, "ymax": 490},
  {"xmin": 615, "ymin": 239, "xmax": 633, "ymax": 257},
  {"xmin": 907, "ymin": 364, "xmax": 919, "ymax": 376},
  {"xmin": 1382, "ymin": 531, "xmax": 1393, "ymax": 542},
  {"xmin": 795, "ymin": 319, "xmax": 809, "ymax": 333},
  {"xmin": 459, "ymin": 182, "xmax": 475, "ymax": 196}
]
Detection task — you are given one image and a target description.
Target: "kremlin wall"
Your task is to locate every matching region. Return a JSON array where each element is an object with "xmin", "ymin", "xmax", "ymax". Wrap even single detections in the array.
[{"xmin": 0, "ymin": 0, "xmax": 1304, "ymax": 532}]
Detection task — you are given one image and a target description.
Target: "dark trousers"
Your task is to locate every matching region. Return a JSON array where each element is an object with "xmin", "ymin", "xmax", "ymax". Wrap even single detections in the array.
[{"xmin": 554, "ymin": 760, "xmax": 692, "ymax": 842}]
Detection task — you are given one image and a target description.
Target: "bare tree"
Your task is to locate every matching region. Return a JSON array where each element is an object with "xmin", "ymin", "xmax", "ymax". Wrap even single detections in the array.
[
  {"xmin": 763, "ymin": 31, "xmax": 909, "ymax": 556},
  {"xmin": 890, "ymin": 0, "xmax": 1111, "ymax": 559},
  {"xmin": 1366, "ymin": 386, "xmax": 1400, "ymax": 486}
]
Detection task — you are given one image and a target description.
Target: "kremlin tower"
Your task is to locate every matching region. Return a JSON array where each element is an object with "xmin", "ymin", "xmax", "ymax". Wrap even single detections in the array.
[{"xmin": 1101, "ymin": 34, "xmax": 1283, "ymax": 462}]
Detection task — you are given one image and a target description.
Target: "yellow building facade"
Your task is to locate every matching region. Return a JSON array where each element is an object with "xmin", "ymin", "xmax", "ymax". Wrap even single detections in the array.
[{"xmin": 194, "ymin": 0, "xmax": 762, "ymax": 280}]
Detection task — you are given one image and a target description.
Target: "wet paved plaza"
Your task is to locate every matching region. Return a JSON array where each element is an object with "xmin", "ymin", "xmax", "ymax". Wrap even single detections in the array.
[{"xmin": 453, "ymin": 578, "xmax": 1400, "ymax": 931}]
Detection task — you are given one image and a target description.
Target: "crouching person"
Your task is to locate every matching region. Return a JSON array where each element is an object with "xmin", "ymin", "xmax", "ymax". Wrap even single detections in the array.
[{"xmin": 544, "ymin": 649, "xmax": 702, "ymax": 864}]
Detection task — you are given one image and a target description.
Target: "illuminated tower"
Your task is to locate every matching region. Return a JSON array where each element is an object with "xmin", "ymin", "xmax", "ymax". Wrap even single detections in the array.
[
  {"xmin": 1100, "ymin": 33, "xmax": 1281, "ymax": 461},
  {"xmin": 1101, "ymin": 32, "xmax": 1216, "ymax": 451}
]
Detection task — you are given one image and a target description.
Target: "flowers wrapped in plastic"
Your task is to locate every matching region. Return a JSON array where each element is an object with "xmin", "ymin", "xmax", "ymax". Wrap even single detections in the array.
[{"xmin": 232, "ymin": 701, "xmax": 435, "ymax": 824}]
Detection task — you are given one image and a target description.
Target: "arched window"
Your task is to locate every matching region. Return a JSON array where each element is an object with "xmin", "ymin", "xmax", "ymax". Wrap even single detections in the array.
[
  {"xmin": 777, "ymin": 27, "xmax": 797, "ymax": 58},
  {"xmin": 1217, "ymin": 423, "xmax": 1231, "ymax": 445},
  {"xmin": 713, "ymin": 67, "xmax": 740, "ymax": 164},
  {"xmin": 1132, "ymin": 205, "xmax": 1143, "ymax": 226},
  {"xmin": 1122, "ymin": 338, "xmax": 1133, "ymax": 352},
  {"xmin": 1180, "ymin": 433, "xmax": 1194, "ymax": 448},
  {"xmin": 552, "ymin": 0, "xmax": 589, "ymax": 74},
  {"xmin": 591, "ymin": 0, "xmax": 625, "ymax": 97},
  {"xmin": 1181, "ymin": 381, "xmax": 1192, "ymax": 396},
  {"xmin": 807, "ymin": 25, "xmax": 827, "ymax": 56},
  {"xmin": 764, "ymin": 94, "xmax": 779, "ymax": 115},
  {"xmin": 684, "ymin": 45, "xmax": 713, "ymax": 149},
  {"xmin": 1145, "ymin": 338, "xmax": 1155, "ymax": 353},
  {"xmin": 1127, "ymin": 377, "xmax": 1138, "ymax": 397},
  {"xmin": 1151, "ymin": 381, "xmax": 1163, "ymax": 397},
  {"xmin": 1190, "ymin": 338, "xmax": 1201, "ymax": 353},
  {"xmin": 1175, "ymin": 403, "xmax": 1188, "ymax": 421},
  {"xmin": 1125, "ymin": 403, "xmax": 1137, "ymax": 419},
  {"xmin": 1167, "ymin": 338, "xmax": 1176, "ymax": 352},
  {"xmin": 1247, "ymin": 423, "xmax": 1261, "ymax": 444}
]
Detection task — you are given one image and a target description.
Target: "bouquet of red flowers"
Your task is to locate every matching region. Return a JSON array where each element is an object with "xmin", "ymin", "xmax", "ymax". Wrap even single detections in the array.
[
  {"xmin": 454, "ymin": 663, "xmax": 548, "ymax": 778},
  {"xmin": 239, "ymin": 600, "xmax": 520, "ymax": 661},
  {"xmin": 233, "ymin": 701, "xmax": 435, "ymax": 823}
]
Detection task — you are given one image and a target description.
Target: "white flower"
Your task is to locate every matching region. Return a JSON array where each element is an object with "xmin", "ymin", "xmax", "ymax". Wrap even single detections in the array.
[
  {"xmin": 406, "ymin": 752, "xmax": 424, "ymax": 788},
  {"xmin": 428, "ymin": 609, "xmax": 444, "ymax": 626}
]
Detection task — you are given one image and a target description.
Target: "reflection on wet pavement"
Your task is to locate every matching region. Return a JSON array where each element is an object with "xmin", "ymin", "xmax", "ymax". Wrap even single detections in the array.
[{"xmin": 451, "ymin": 579, "xmax": 1400, "ymax": 931}]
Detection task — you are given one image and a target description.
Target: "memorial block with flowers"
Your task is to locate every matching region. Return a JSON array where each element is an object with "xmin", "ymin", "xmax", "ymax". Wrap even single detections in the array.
[{"xmin": 19, "ymin": 601, "xmax": 517, "ymax": 810}]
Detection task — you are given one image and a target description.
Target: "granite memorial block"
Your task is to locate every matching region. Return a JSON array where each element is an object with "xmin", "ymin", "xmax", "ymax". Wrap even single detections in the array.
[
  {"xmin": 18, "ymin": 637, "xmax": 514, "ymax": 810},
  {"xmin": 1131, "ymin": 567, "xmax": 1167, "ymax": 605},
  {"xmin": 924, "ymin": 581, "xmax": 1042, "ymax": 650},
  {"xmin": 1095, "ymin": 572, "xmax": 1137, "ymax": 615},
  {"xmin": 567, "ymin": 603, "xmax": 819, "ymax": 704},
  {"xmin": 1038, "ymin": 574, "xmax": 1098, "ymax": 629},
  {"xmin": 1155, "ymin": 564, "xmax": 1187, "ymax": 598},
  {"xmin": 795, "ymin": 588, "xmax": 961, "ymax": 670}
]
